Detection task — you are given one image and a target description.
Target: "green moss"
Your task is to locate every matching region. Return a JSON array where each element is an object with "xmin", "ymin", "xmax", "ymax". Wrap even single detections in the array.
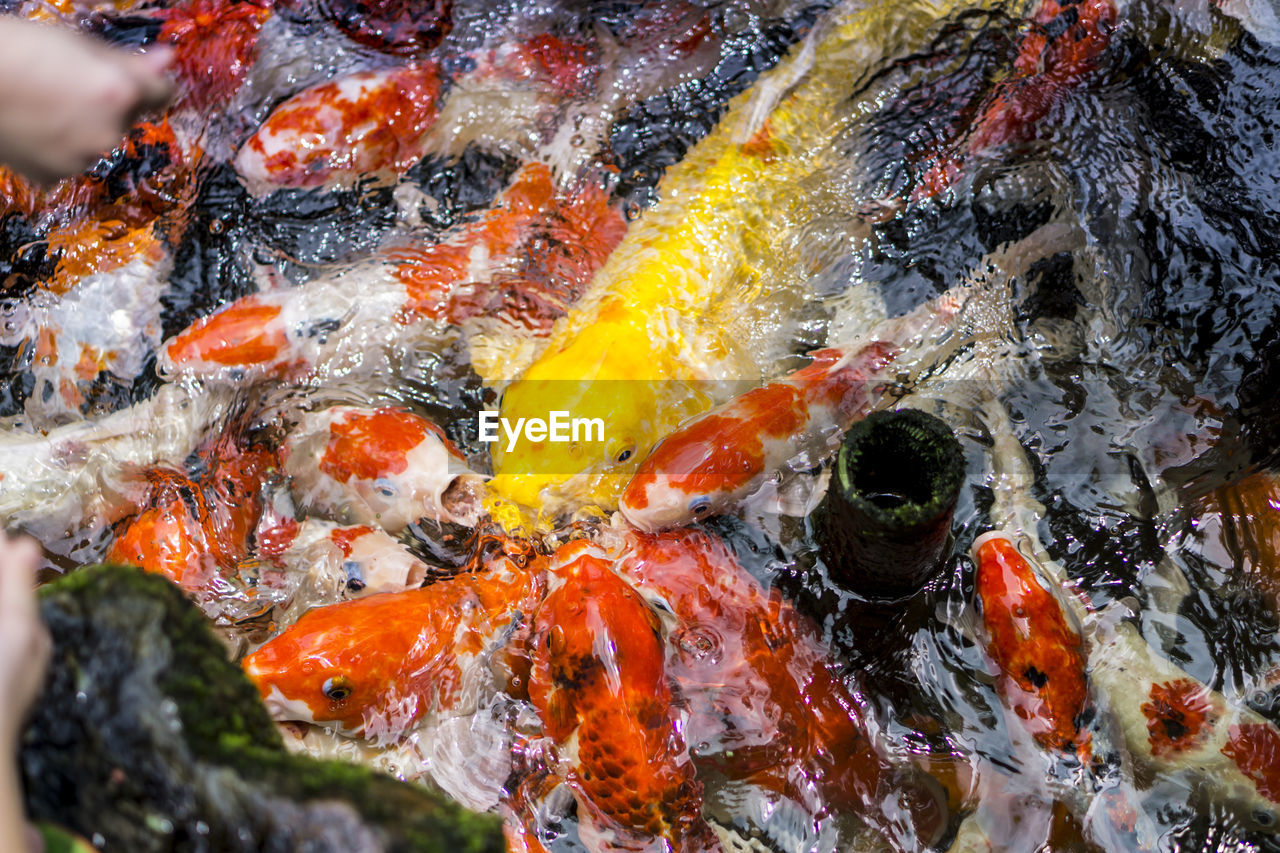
[{"xmin": 24, "ymin": 564, "xmax": 504, "ymax": 853}]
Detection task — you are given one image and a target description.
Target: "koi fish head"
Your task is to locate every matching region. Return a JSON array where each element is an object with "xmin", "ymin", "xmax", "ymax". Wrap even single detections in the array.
[
  {"xmin": 284, "ymin": 405, "xmax": 483, "ymax": 533},
  {"xmin": 242, "ymin": 594, "xmax": 419, "ymax": 735},
  {"xmin": 107, "ymin": 469, "xmax": 217, "ymax": 588},
  {"xmin": 487, "ymin": 319, "xmax": 711, "ymax": 521},
  {"xmin": 619, "ymin": 405, "xmax": 771, "ymax": 531}
]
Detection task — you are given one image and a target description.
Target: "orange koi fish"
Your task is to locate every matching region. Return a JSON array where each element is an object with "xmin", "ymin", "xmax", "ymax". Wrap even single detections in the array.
[
  {"xmin": 158, "ymin": 163, "xmax": 623, "ymax": 383},
  {"xmin": 620, "ymin": 284, "xmax": 970, "ymax": 530},
  {"xmin": 915, "ymin": 0, "xmax": 1118, "ymax": 198},
  {"xmin": 620, "ymin": 344, "xmax": 898, "ymax": 530},
  {"xmin": 971, "ymin": 532, "xmax": 1089, "ymax": 755},
  {"xmin": 282, "ymin": 405, "xmax": 482, "ymax": 533},
  {"xmin": 618, "ymin": 529, "xmax": 947, "ymax": 851},
  {"xmin": 107, "ymin": 440, "xmax": 277, "ymax": 589},
  {"xmin": 242, "ymin": 533, "xmax": 544, "ymax": 738},
  {"xmin": 234, "ymin": 61, "xmax": 443, "ymax": 194},
  {"xmin": 160, "ymin": 0, "xmax": 273, "ymax": 111},
  {"xmin": 530, "ymin": 540, "xmax": 720, "ymax": 852}
]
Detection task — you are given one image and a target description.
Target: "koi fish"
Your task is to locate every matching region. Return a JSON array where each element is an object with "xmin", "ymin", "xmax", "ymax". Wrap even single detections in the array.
[
  {"xmin": 1088, "ymin": 616, "xmax": 1280, "ymax": 831},
  {"xmin": 914, "ymin": 0, "xmax": 1118, "ymax": 198},
  {"xmin": 0, "ymin": 381, "xmax": 238, "ymax": 556},
  {"xmin": 160, "ymin": 0, "xmax": 273, "ymax": 111},
  {"xmin": 486, "ymin": 0, "xmax": 991, "ymax": 523},
  {"xmin": 618, "ymin": 529, "xmax": 948, "ymax": 851},
  {"xmin": 961, "ymin": 353, "xmax": 1280, "ymax": 837},
  {"xmin": 619, "ymin": 285, "xmax": 970, "ymax": 530},
  {"xmin": 242, "ymin": 532, "xmax": 545, "ymax": 740},
  {"xmin": 234, "ymin": 61, "xmax": 444, "ymax": 194},
  {"xmin": 281, "ymin": 405, "xmax": 483, "ymax": 533},
  {"xmin": 1, "ymin": 235, "xmax": 171, "ymax": 427},
  {"xmin": 106, "ymin": 439, "xmax": 277, "ymax": 590},
  {"xmin": 970, "ymin": 532, "xmax": 1090, "ymax": 755},
  {"xmin": 158, "ymin": 162, "xmax": 623, "ymax": 384},
  {"xmin": 529, "ymin": 540, "xmax": 720, "ymax": 852},
  {"xmin": 268, "ymin": 518, "xmax": 429, "ymax": 597}
]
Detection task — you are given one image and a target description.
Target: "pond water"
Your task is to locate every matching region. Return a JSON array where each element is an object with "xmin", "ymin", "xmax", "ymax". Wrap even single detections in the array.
[{"xmin": 2, "ymin": 0, "xmax": 1280, "ymax": 850}]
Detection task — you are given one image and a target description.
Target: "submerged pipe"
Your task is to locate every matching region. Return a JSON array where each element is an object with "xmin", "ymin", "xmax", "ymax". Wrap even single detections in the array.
[{"xmin": 815, "ymin": 408, "xmax": 964, "ymax": 602}]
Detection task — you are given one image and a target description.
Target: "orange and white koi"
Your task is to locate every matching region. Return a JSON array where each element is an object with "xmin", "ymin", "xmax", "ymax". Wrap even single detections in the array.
[
  {"xmin": 970, "ymin": 532, "xmax": 1090, "ymax": 756},
  {"xmin": 619, "ymin": 285, "xmax": 970, "ymax": 530},
  {"xmin": 234, "ymin": 60, "xmax": 444, "ymax": 194},
  {"xmin": 266, "ymin": 518, "xmax": 429, "ymax": 596},
  {"xmin": 242, "ymin": 532, "xmax": 545, "ymax": 739},
  {"xmin": 281, "ymin": 405, "xmax": 482, "ymax": 533},
  {"xmin": 157, "ymin": 162, "xmax": 623, "ymax": 384}
]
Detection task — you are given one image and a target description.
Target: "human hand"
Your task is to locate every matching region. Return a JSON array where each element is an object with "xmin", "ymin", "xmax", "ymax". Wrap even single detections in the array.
[
  {"xmin": 0, "ymin": 531, "xmax": 49, "ymax": 745},
  {"xmin": 0, "ymin": 18, "xmax": 172, "ymax": 185}
]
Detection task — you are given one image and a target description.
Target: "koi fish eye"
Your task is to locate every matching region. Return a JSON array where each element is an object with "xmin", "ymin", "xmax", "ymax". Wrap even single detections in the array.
[
  {"xmin": 373, "ymin": 478, "xmax": 398, "ymax": 499},
  {"xmin": 322, "ymin": 675, "xmax": 354, "ymax": 702},
  {"xmin": 689, "ymin": 497, "xmax": 712, "ymax": 517},
  {"xmin": 615, "ymin": 446, "xmax": 634, "ymax": 463}
]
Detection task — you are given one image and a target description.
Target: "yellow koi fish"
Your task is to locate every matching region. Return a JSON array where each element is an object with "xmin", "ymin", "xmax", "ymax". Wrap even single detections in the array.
[{"xmin": 485, "ymin": 0, "xmax": 1011, "ymax": 526}]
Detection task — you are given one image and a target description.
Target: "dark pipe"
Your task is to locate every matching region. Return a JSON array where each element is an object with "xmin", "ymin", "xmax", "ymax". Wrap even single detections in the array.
[{"xmin": 815, "ymin": 408, "xmax": 964, "ymax": 602}]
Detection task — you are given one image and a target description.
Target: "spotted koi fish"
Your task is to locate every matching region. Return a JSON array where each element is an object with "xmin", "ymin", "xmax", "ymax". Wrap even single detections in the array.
[
  {"xmin": 281, "ymin": 405, "xmax": 483, "ymax": 533},
  {"xmin": 620, "ymin": 284, "xmax": 970, "ymax": 530},
  {"xmin": 530, "ymin": 539, "xmax": 720, "ymax": 852},
  {"xmin": 158, "ymin": 162, "xmax": 623, "ymax": 384},
  {"xmin": 234, "ymin": 61, "xmax": 444, "ymax": 194},
  {"xmin": 970, "ymin": 532, "xmax": 1090, "ymax": 756}
]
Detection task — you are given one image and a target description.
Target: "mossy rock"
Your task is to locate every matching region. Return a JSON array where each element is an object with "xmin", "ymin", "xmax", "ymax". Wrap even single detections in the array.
[{"xmin": 20, "ymin": 564, "xmax": 504, "ymax": 853}]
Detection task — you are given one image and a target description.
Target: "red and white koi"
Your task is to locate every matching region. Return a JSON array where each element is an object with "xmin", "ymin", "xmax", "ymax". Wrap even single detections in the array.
[
  {"xmin": 281, "ymin": 405, "xmax": 482, "ymax": 533},
  {"xmin": 234, "ymin": 61, "xmax": 444, "ymax": 195},
  {"xmin": 619, "ymin": 284, "xmax": 971, "ymax": 531},
  {"xmin": 157, "ymin": 162, "xmax": 624, "ymax": 384},
  {"xmin": 266, "ymin": 518, "xmax": 429, "ymax": 597}
]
